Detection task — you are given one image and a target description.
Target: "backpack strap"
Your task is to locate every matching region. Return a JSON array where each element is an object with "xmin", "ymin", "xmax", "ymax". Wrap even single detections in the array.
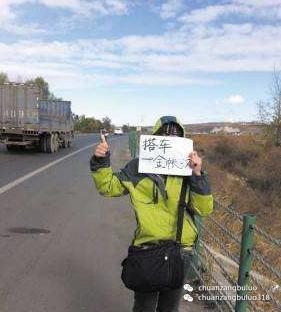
[{"xmin": 176, "ymin": 177, "xmax": 189, "ymax": 243}]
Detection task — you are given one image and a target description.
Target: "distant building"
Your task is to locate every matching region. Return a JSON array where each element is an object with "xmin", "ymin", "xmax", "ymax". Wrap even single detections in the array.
[{"xmin": 211, "ymin": 126, "xmax": 241, "ymax": 135}]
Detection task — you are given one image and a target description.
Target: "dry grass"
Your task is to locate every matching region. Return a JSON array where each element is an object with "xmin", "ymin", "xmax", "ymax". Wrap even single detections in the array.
[
  {"xmin": 191, "ymin": 134, "xmax": 281, "ymax": 238},
  {"xmin": 189, "ymin": 134, "xmax": 281, "ymax": 311}
]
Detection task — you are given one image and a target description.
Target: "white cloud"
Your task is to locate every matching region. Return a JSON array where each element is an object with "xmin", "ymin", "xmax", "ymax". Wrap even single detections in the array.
[
  {"xmin": 0, "ymin": 1, "xmax": 280, "ymax": 89},
  {"xmin": 37, "ymin": 0, "xmax": 129, "ymax": 15},
  {"xmin": 104, "ymin": 0, "xmax": 128, "ymax": 14},
  {"xmin": 39, "ymin": 0, "xmax": 81, "ymax": 9},
  {"xmin": 0, "ymin": 16, "xmax": 281, "ymax": 88},
  {"xmin": 94, "ymin": 72, "xmax": 218, "ymax": 86},
  {"xmin": 160, "ymin": 0, "xmax": 184, "ymax": 19},
  {"xmin": 0, "ymin": 60, "xmax": 218, "ymax": 89},
  {"xmin": 0, "ymin": 0, "xmax": 28, "ymax": 23},
  {"xmin": 4, "ymin": 23, "xmax": 46, "ymax": 35},
  {"xmin": 179, "ymin": 1, "xmax": 281, "ymax": 25},
  {"xmin": 0, "ymin": 38, "xmax": 222, "ymax": 88},
  {"xmin": 225, "ymin": 95, "xmax": 245, "ymax": 104},
  {"xmin": 113, "ymin": 35, "xmax": 187, "ymax": 52},
  {"xmin": 0, "ymin": 0, "xmax": 46, "ymax": 34},
  {"xmin": 179, "ymin": 5, "xmax": 232, "ymax": 24},
  {"xmin": 0, "ymin": 0, "xmax": 130, "ymax": 34},
  {"xmin": 234, "ymin": 0, "xmax": 281, "ymax": 7}
]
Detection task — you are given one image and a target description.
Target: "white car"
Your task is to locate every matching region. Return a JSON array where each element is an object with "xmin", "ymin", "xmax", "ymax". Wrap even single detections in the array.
[{"xmin": 114, "ymin": 128, "xmax": 123, "ymax": 135}]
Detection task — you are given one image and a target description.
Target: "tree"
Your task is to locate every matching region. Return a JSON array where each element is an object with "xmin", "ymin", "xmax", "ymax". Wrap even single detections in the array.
[
  {"xmin": 122, "ymin": 124, "xmax": 129, "ymax": 133},
  {"xmin": 26, "ymin": 76, "xmax": 50, "ymax": 99},
  {"xmin": 48, "ymin": 92, "xmax": 62, "ymax": 101},
  {"xmin": 102, "ymin": 116, "xmax": 112, "ymax": 131},
  {"xmin": 0, "ymin": 72, "xmax": 9, "ymax": 84},
  {"xmin": 25, "ymin": 76, "xmax": 63, "ymax": 100},
  {"xmin": 73, "ymin": 115, "xmax": 109, "ymax": 133},
  {"xmin": 258, "ymin": 69, "xmax": 281, "ymax": 146}
]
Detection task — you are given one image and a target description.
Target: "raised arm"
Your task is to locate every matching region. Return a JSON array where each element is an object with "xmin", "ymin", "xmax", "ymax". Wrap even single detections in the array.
[
  {"xmin": 90, "ymin": 135, "xmax": 128, "ymax": 197},
  {"xmin": 188, "ymin": 151, "xmax": 213, "ymax": 217}
]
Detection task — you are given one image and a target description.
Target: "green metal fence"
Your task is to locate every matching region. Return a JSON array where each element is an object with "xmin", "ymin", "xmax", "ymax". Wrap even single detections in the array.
[
  {"xmin": 128, "ymin": 131, "xmax": 281, "ymax": 312},
  {"xmin": 206, "ymin": 202, "xmax": 281, "ymax": 312},
  {"xmin": 129, "ymin": 131, "xmax": 139, "ymax": 158}
]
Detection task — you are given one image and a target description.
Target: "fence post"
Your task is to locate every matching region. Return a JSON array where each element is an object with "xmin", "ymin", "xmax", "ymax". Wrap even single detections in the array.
[
  {"xmin": 235, "ymin": 214, "xmax": 256, "ymax": 312},
  {"xmin": 132, "ymin": 131, "xmax": 136, "ymax": 158},
  {"xmin": 129, "ymin": 131, "xmax": 138, "ymax": 158},
  {"xmin": 129, "ymin": 132, "xmax": 133, "ymax": 157},
  {"xmin": 188, "ymin": 216, "xmax": 205, "ymax": 280}
]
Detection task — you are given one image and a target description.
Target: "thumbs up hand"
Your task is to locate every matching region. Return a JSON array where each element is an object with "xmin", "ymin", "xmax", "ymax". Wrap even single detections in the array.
[{"xmin": 94, "ymin": 134, "xmax": 109, "ymax": 158}]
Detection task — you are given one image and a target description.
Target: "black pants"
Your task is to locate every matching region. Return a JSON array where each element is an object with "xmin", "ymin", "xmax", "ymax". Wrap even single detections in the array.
[{"xmin": 132, "ymin": 249, "xmax": 194, "ymax": 312}]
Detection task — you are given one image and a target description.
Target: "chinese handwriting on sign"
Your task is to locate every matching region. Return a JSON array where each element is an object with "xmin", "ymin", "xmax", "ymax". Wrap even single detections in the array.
[
  {"xmin": 153, "ymin": 155, "xmax": 191, "ymax": 170},
  {"xmin": 139, "ymin": 135, "xmax": 194, "ymax": 176},
  {"xmin": 142, "ymin": 138, "xmax": 172, "ymax": 154}
]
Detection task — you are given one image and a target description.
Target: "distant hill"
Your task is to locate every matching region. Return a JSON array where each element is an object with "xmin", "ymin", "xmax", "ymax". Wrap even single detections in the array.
[
  {"xmin": 184, "ymin": 121, "xmax": 263, "ymax": 135},
  {"xmin": 143, "ymin": 121, "xmax": 264, "ymax": 135}
]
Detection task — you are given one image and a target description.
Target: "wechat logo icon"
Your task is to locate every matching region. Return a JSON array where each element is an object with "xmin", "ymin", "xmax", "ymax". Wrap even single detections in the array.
[
  {"xmin": 183, "ymin": 284, "xmax": 194, "ymax": 302},
  {"xmin": 183, "ymin": 294, "xmax": 194, "ymax": 302},
  {"xmin": 183, "ymin": 283, "xmax": 193, "ymax": 292}
]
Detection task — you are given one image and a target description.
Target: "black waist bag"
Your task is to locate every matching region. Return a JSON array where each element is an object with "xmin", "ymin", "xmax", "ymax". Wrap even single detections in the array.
[
  {"xmin": 121, "ymin": 177, "xmax": 188, "ymax": 293},
  {"xmin": 121, "ymin": 241, "xmax": 183, "ymax": 292}
]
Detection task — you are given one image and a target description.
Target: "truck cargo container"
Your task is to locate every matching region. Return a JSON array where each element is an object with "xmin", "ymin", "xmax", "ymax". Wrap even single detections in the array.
[{"xmin": 0, "ymin": 83, "xmax": 73, "ymax": 153}]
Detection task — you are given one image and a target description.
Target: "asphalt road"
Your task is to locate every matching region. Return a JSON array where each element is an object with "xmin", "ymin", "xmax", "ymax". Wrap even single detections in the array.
[{"xmin": 0, "ymin": 134, "xmax": 213, "ymax": 312}]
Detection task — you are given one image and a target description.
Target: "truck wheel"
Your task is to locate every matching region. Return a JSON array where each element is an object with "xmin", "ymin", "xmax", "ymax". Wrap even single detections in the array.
[
  {"xmin": 43, "ymin": 137, "xmax": 48, "ymax": 153},
  {"xmin": 62, "ymin": 137, "xmax": 67, "ymax": 148},
  {"xmin": 46, "ymin": 134, "xmax": 55, "ymax": 153},
  {"xmin": 46, "ymin": 134, "xmax": 59, "ymax": 153},
  {"xmin": 46, "ymin": 135, "xmax": 51, "ymax": 153},
  {"xmin": 6, "ymin": 145, "xmax": 15, "ymax": 152},
  {"xmin": 53, "ymin": 133, "xmax": 59, "ymax": 152},
  {"xmin": 40, "ymin": 136, "xmax": 47, "ymax": 153}
]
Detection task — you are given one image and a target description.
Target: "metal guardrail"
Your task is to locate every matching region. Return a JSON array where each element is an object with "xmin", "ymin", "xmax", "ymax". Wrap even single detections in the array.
[
  {"xmin": 128, "ymin": 131, "xmax": 281, "ymax": 312},
  {"xmin": 214, "ymin": 202, "xmax": 281, "ymax": 312}
]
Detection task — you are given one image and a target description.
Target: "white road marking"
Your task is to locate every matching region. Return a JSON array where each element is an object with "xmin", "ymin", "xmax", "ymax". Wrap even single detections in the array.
[{"xmin": 0, "ymin": 143, "xmax": 97, "ymax": 196}]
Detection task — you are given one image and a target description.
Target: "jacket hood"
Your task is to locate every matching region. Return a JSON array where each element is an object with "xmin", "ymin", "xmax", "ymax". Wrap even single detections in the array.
[{"xmin": 152, "ymin": 116, "xmax": 185, "ymax": 137}]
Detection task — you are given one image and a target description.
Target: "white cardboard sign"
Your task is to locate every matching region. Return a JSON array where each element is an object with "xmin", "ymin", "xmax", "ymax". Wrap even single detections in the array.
[{"xmin": 138, "ymin": 135, "xmax": 193, "ymax": 176}]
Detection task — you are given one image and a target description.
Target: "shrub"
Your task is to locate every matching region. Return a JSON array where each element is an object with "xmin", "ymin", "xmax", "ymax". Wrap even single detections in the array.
[
  {"xmin": 246, "ymin": 147, "xmax": 281, "ymax": 193},
  {"xmin": 205, "ymin": 137, "xmax": 259, "ymax": 172}
]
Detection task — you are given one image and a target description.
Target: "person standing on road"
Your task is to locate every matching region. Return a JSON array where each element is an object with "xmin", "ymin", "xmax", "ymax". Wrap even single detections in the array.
[{"xmin": 90, "ymin": 116, "xmax": 213, "ymax": 312}]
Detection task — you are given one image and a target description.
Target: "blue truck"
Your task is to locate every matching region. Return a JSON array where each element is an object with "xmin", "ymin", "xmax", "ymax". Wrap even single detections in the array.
[{"xmin": 0, "ymin": 82, "xmax": 73, "ymax": 153}]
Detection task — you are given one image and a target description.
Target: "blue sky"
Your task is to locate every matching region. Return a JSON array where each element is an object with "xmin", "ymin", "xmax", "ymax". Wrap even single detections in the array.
[{"xmin": 0, "ymin": 0, "xmax": 280, "ymax": 126}]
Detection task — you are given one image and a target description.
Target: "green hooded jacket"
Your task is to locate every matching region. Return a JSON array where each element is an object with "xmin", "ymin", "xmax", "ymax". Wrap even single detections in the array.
[{"xmin": 90, "ymin": 116, "xmax": 213, "ymax": 248}]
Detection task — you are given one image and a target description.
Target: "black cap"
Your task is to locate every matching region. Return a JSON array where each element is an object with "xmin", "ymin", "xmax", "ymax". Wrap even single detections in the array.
[{"xmin": 156, "ymin": 122, "xmax": 183, "ymax": 137}]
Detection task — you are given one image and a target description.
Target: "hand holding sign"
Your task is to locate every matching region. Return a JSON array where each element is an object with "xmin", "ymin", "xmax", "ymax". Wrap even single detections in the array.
[
  {"xmin": 189, "ymin": 151, "xmax": 202, "ymax": 176},
  {"xmin": 94, "ymin": 134, "xmax": 109, "ymax": 158}
]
